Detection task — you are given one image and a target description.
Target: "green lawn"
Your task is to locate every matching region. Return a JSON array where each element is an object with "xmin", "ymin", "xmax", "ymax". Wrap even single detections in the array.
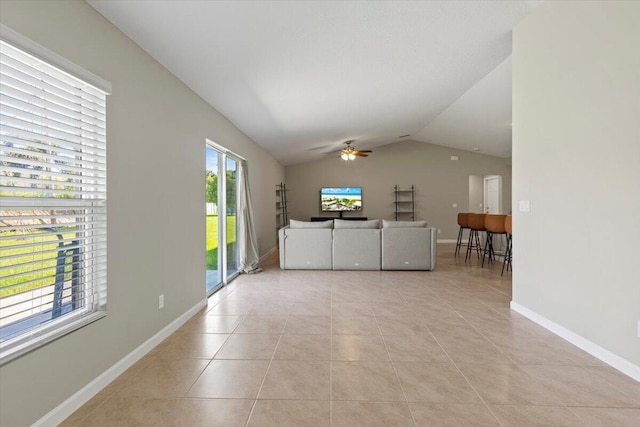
[
  {"xmin": 206, "ymin": 215, "xmax": 237, "ymax": 270},
  {"xmin": 0, "ymin": 228, "xmax": 76, "ymax": 298}
]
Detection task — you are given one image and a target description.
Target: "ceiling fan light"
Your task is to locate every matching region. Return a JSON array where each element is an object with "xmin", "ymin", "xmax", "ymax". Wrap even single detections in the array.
[
  {"xmin": 341, "ymin": 153, "xmax": 349, "ymax": 160},
  {"xmin": 348, "ymin": 153, "xmax": 356, "ymax": 160}
]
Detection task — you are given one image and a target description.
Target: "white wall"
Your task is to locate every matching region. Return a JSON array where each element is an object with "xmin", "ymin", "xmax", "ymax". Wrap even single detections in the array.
[
  {"xmin": 0, "ymin": 1, "xmax": 284, "ymax": 426},
  {"xmin": 285, "ymin": 140, "xmax": 511, "ymax": 239},
  {"xmin": 513, "ymin": 0, "xmax": 640, "ymax": 371}
]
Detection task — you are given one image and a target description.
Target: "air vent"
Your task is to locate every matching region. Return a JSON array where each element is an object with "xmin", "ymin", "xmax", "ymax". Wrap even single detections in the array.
[{"xmin": 398, "ymin": 134, "xmax": 411, "ymax": 138}]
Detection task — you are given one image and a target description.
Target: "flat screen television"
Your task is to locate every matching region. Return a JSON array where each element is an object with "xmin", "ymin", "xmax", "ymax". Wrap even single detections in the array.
[{"xmin": 320, "ymin": 187, "xmax": 362, "ymax": 212}]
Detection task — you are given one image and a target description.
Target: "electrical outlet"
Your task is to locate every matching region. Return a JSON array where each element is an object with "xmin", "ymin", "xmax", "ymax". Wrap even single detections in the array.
[
  {"xmin": 159, "ymin": 294, "xmax": 164, "ymax": 309},
  {"xmin": 438, "ymin": 229, "xmax": 441, "ymax": 234},
  {"xmin": 452, "ymin": 203, "xmax": 457, "ymax": 208}
]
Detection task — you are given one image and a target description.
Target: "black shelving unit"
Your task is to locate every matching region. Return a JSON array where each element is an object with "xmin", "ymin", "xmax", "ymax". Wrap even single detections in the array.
[
  {"xmin": 276, "ymin": 182, "xmax": 289, "ymax": 231},
  {"xmin": 394, "ymin": 184, "xmax": 415, "ymax": 221}
]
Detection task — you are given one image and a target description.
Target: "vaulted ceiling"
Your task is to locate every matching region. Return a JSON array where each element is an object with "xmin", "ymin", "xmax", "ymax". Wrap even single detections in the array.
[{"xmin": 88, "ymin": 1, "xmax": 539, "ymax": 165}]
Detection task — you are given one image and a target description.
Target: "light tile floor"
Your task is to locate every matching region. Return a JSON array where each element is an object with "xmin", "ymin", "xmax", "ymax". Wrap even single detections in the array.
[{"xmin": 61, "ymin": 244, "xmax": 640, "ymax": 426}]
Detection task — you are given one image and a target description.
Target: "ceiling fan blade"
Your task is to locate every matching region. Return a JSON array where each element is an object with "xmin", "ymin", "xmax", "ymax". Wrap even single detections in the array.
[
  {"xmin": 355, "ymin": 150, "xmax": 372, "ymax": 153},
  {"xmin": 353, "ymin": 152, "xmax": 368, "ymax": 157},
  {"xmin": 323, "ymin": 148, "xmax": 344, "ymax": 155}
]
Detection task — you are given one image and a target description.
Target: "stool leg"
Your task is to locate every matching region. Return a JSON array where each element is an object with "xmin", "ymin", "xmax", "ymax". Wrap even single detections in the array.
[
  {"xmin": 475, "ymin": 231, "xmax": 482, "ymax": 258},
  {"xmin": 465, "ymin": 230, "xmax": 475, "ymax": 262},
  {"xmin": 507, "ymin": 236, "xmax": 512, "ymax": 272},
  {"xmin": 455, "ymin": 226, "xmax": 463, "ymax": 256},
  {"xmin": 502, "ymin": 234, "xmax": 511, "ymax": 276},
  {"xmin": 489, "ymin": 232, "xmax": 495, "ymax": 264},
  {"xmin": 482, "ymin": 231, "xmax": 492, "ymax": 267}
]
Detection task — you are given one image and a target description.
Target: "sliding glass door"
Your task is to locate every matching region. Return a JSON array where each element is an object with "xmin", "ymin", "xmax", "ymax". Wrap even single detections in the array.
[
  {"xmin": 225, "ymin": 157, "xmax": 239, "ymax": 278},
  {"xmin": 205, "ymin": 147, "xmax": 222, "ymax": 293},
  {"xmin": 205, "ymin": 143, "xmax": 240, "ymax": 295}
]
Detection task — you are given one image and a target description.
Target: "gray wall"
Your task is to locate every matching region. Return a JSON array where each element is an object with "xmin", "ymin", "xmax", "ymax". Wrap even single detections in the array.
[
  {"xmin": 468, "ymin": 175, "xmax": 484, "ymax": 213},
  {"xmin": 0, "ymin": 1, "xmax": 284, "ymax": 426},
  {"xmin": 285, "ymin": 140, "xmax": 511, "ymax": 240},
  {"xmin": 513, "ymin": 1, "xmax": 640, "ymax": 367}
]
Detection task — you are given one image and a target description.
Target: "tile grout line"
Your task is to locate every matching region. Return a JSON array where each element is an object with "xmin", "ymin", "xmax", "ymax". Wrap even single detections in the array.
[
  {"xmin": 577, "ymin": 365, "xmax": 640, "ymax": 404},
  {"xmin": 242, "ymin": 292, "xmax": 286, "ymax": 427},
  {"xmin": 62, "ymin": 394, "xmax": 111, "ymax": 427},
  {"xmin": 444, "ymin": 298, "xmax": 592, "ymax": 409},
  {"xmin": 229, "ymin": 281, "xmax": 259, "ymax": 427},
  {"xmin": 182, "ymin": 329, "xmax": 238, "ymax": 398},
  {"xmin": 330, "ymin": 276, "xmax": 333, "ymax": 427},
  {"xmin": 564, "ymin": 406, "xmax": 590, "ymax": 425},
  {"xmin": 432, "ymin": 284, "xmax": 581, "ymax": 422},
  {"xmin": 437, "ymin": 292, "xmax": 520, "ymax": 365},
  {"xmin": 373, "ymin": 300, "xmax": 420, "ymax": 427},
  {"xmin": 424, "ymin": 324, "xmax": 506, "ymax": 427},
  {"xmin": 183, "ymin": 296, "xmax": 248, "ymax": 399}
]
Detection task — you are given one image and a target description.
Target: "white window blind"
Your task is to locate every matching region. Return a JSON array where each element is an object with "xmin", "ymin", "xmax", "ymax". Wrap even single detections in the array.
[{"xmin": 0, "ymin": 33, "xmax": 109, "ymax": 364}]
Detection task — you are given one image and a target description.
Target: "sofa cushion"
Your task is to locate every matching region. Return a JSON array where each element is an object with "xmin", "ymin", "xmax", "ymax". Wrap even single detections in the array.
[
  {"xmin": 334, "ymin": 219, "xmax": 380, "ymax": 229},
  {"xmin": 290, "ymin": 219, "xmax": 333, "ymax": 229},
  {"xmin": 333, "ymin": 228, "xmax": 381, "ymax": 270},
  {"xmin": 382, "ymin": 220, "xmax": 428, "ymax": 228}
]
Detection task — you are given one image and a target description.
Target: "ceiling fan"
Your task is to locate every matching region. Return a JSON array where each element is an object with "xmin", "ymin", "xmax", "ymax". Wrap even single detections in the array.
[{"xmin": 336, "ymin": 140, "xmax": 372, "ymax": 160}]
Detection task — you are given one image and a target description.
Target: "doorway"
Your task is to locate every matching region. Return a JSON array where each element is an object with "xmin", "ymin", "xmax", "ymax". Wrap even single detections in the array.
[
  {"xmin": 205, "ymin": 141, "xmax": 240, "ymax": 295},
  {"xmin": 469, "ymin": 175, "xmax": 505, "ymax": 214},
  {"xmin": 483, "ymin": 175, "xmax": 502, "ymax": 214}
]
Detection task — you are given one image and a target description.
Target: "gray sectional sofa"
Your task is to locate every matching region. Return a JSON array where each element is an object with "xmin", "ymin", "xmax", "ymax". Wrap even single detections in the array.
[{"xmin": 278, "ymin": 219, "xmax": 437, "ymax": 271}]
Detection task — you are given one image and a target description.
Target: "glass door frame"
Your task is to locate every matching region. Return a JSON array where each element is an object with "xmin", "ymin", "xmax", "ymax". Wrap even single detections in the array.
[{"xmin": 206, "ymin": 139, "xmax": 242, "ymax": 296}]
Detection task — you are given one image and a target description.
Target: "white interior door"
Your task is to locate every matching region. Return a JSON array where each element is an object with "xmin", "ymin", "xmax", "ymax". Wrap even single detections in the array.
[{"xmin": 483, "ymin": 175, "xmax": 502, "ymax": 214}]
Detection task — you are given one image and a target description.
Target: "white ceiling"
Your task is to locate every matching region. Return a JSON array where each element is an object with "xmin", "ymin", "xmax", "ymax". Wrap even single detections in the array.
[
  {"xmin": 88, "ymin": 1, "xmax": 538, "ymax": 165},
  {"xmin": 416, "ymin": 55, "xmax": 513, "ymax": 157}
]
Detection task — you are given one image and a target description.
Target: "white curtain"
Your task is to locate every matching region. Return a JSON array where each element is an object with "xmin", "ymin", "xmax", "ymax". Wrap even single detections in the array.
[{"xmin": 238, "ymin": 160, "xmax": 262, "ymax": 274}]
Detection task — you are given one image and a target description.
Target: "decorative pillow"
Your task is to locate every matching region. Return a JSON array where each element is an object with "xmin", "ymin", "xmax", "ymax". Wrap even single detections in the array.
[
  {"xmin": 382, "ymin": 220, "xmax": 428, "ymax": 228},
  {"xmin": 334, "ymin": 219, "xmax": 380, "ymax": 229},
  {"xmin": 289, "ymin": 219, "xmax": 334, "ymax": 229}
]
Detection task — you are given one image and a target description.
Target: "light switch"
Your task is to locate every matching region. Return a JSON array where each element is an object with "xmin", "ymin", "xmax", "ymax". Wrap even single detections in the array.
[
  {"xmin": 450, "ymin": 155, "xmax": 459, "ymax": 161},
  {"xmin": 519, "ymin": 200, "xmax": 531, "ymax": 212}
]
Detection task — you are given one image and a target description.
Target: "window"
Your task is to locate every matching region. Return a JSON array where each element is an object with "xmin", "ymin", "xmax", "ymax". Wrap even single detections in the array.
[{"xmin": 0, "ymin": 27, "xmax": 111, "ymax": 364}]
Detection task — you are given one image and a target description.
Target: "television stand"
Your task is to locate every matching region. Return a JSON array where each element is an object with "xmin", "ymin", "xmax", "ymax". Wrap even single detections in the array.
[{"xmin": 310, "ymin": 216, "xmax": 368, "ymax": 222}]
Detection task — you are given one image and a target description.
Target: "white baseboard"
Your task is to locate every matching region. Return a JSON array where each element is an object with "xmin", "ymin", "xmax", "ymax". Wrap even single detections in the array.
[
  {"xmin": 510, "ymin": 301, "xmax": 640, "ymax": 382},
  {"xmin": 33, "ymin": 299, "xmax": 208, "ymax": 427},
  {"xmin": 437, "ymin": 239, "xmax": 457, "ymax": 243},
  {"xmin": 259, "ymin": 246, "xmax": 278, "ymax": 264}
]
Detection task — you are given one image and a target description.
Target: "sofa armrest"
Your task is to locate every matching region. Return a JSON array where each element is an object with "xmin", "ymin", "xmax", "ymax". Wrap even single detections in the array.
[
  {"xmin": 382, "ymin": 227, "xmax": 437, "ymax": 270},
  {"xmin": 278, "ymin": 226, "xmax": 288, "ymax": 269},
  {"xmin": 279, "ymin": 227, "xmax": 333, "ymax": 269}
]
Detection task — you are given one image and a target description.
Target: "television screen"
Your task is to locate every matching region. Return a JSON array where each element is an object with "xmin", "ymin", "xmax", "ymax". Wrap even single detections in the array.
[{"xmin": 321, "ymin": 187, "xmax": 362, "ymax": 212}]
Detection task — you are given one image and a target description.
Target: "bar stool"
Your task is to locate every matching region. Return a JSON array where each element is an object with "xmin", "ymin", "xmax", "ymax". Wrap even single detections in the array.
[
  {"xmin": 455, "ymin": 213, "xmax": 470, "ymax": 256},
  {"xmin": 502, "ymin": 215, "xmax": 512, "ymax": 275},
  {"xmin": 482, "ymin": 214, "xmax": 507, "ymax": 268},
  {"xmin": 465, "ymin": 213, "xmax": 486, "ymax": 262}
]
